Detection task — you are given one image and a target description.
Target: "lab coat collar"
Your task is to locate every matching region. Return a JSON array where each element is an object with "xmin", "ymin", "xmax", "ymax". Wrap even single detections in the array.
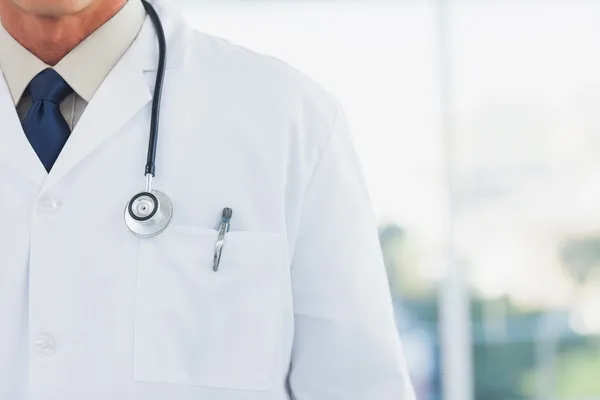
[
  {"xmin": 137, "ymin": 0, "xmax": 193, "ymax": 72},
  {"xmin": 40, "ymin": 0, "xmax": 192, "ymax": 190}
]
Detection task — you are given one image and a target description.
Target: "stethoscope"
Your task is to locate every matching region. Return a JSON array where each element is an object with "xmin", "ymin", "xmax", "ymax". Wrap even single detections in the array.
[{"xmin": 124, "ymin": 0, "xmax": 173, "ymax": 238}]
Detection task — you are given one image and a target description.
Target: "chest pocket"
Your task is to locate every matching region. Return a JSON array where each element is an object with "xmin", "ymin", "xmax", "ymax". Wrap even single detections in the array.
[{"xmin": 133, "ymin": 224, "xmax": 287, "ymax": 390}]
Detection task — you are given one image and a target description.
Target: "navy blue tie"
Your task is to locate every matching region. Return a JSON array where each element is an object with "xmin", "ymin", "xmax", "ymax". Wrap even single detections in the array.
[{"xmin": 22, "ymin": 69, "xmax": 73, "ymax": 172}]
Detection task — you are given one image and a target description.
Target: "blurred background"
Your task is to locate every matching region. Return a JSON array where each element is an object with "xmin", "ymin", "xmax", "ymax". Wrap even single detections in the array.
[{"xmin": 175, "ymin": 1, "xmax": 600, "ymax": 399}]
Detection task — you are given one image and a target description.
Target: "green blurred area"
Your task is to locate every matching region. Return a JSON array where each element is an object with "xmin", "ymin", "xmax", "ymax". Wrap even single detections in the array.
[{"xmin": 379, "ymin": 223, "xmax": 600, "ymax": 400}]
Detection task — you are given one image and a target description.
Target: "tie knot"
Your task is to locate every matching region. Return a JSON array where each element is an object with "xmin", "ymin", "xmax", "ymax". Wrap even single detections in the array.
[{"xmin": 27, "ymin": 69, "xmax": 73, "ymax": 104}]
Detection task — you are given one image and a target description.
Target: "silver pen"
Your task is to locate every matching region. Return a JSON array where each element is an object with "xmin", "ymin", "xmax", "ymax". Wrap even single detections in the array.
[{"xmin": 213, "ymin": 208, "xmax": 233, "ymax": 272}]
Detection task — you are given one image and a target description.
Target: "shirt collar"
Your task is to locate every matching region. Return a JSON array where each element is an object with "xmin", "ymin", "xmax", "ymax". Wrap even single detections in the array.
[
  {"xmin": 0, "ymin": 0, "xmax": 146, "ymax": 104},
  {"xmin": 0, "ymin": 23, "xmax": 46, "ymax": 104}
]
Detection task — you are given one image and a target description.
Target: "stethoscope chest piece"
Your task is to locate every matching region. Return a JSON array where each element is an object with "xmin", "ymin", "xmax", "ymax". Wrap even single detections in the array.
[{"xmin": 125, "ymin": 189, "xmax": 173, "ymax": 238}]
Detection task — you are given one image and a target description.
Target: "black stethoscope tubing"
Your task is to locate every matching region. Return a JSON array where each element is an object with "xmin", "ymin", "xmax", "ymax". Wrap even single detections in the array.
[
  {"xmin": 141, "ymin": 0, "xmax": 166, "ymax": 178},
  {"xmin": 124, "ymin": 0, "xmax": 174, "ymax": 237}
]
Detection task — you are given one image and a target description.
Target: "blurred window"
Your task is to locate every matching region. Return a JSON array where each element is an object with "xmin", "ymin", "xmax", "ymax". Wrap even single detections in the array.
[{"xmin": 451, "ymin": 2, "xmax": 600, "ymax": 399}]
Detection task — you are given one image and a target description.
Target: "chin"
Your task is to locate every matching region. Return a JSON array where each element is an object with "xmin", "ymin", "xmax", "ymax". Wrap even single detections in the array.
[{"xmin": 9, "ymin": 0, "xmax": 95, "ymax": 16}]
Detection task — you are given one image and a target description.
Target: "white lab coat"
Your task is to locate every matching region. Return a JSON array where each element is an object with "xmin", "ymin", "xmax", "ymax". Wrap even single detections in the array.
[{"xmin": 0, "ymin": 1, "xmax": 415, "ymax": 399}]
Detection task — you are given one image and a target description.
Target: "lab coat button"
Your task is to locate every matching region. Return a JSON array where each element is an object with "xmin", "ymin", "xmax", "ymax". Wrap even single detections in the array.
[
  {"xmin": 34, "ymin": 334, "xmax": 56, "ymax": 356},
  {"xmin": 40, "ymin": 196, "xmax": 62, "ymax": 213}
]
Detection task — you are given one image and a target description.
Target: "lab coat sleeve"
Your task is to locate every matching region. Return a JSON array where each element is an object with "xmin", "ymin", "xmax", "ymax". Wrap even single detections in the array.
[{"xmin": 288, "ymin": 105, "xmax": 416, "ymax": 399}]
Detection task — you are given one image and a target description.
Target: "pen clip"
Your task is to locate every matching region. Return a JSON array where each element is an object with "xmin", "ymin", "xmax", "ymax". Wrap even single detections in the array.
[{"xmin": 213, "ymin": 208, "xmax": 233, "ymax": 272}]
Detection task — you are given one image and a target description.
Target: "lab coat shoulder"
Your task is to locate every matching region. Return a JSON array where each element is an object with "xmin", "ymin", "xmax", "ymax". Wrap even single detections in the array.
[
  {"xmin": 190, "ymin": 29, "xmax": 340, "ymax": 110},
  {"xmin": 187, "ymin": 29, "xmax": 341, "ymax": 157}
]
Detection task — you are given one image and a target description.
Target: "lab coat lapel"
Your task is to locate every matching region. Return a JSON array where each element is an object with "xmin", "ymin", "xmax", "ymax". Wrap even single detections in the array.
[
  {"xmin": 43, "ymin": 0, "xmax": 192, "ymax": 190},
  {"xmin": 0, "ymin": 72, "xmax": 47, "ymax": 186},
  {"xmin": 43, "ymin": 44, "xmax": 152, "ymax": 190}
]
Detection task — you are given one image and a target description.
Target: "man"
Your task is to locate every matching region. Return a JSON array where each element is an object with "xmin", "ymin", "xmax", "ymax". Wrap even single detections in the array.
[{"xmin": 0, "ymin": 0, "xmax": 415, "ymax": 399}]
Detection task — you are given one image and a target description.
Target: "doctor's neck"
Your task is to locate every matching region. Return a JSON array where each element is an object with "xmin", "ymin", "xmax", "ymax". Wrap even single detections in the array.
[{"xmin": 0, "ymin": 0, "xmax": 126, "ymax": 65}]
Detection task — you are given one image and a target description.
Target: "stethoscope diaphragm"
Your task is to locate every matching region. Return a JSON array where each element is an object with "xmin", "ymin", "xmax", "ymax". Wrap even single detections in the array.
[{"xmin": 124, "ymin": 189, "xmax": 173, "ymax": 238}]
